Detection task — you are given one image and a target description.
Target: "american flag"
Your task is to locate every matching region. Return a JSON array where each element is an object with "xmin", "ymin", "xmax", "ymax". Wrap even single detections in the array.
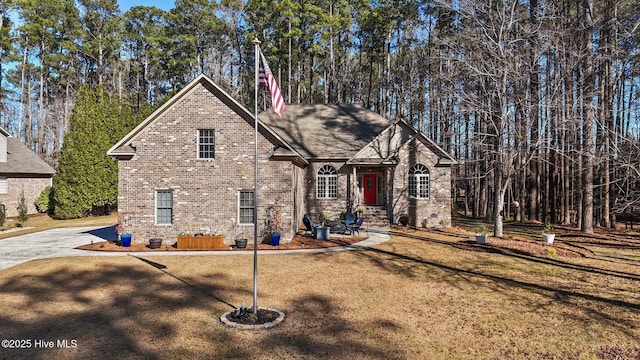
[{"xmin": 258, "ymin": 50, "xmax": 285, "ymax": 117}]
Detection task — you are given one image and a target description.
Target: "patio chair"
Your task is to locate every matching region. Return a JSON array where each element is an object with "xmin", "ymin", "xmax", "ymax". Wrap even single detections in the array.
[
  {"xmin": 346, "ymin": 218, "xmax": 364, "ymax": 235},
  {"xmin": 344, "ymin": 213, "xmax": 356, "ymax": 227},
  {"xmin": 303, "ymin": 214, "xmax": 318, "ymax": 237}
]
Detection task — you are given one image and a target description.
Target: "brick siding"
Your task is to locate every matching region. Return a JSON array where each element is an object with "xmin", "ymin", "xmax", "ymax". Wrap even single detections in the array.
[
  {"xmin": 116, "ymin": 82, "xmax": 454, "ymax": 244},
  {"xmin": 117, "ymin": 84, "xmax": 294, "ymax": 245},
  {"xmin": 303, "ymin": 161, "xmax": 351, "ymax": 222},
  {"xmin": 390, "ymin": 138, "xmax": 453, "ymax": 228},
  {"xmin": 0, "ymin": 176, "xmax": 52, "ymax": 217}
]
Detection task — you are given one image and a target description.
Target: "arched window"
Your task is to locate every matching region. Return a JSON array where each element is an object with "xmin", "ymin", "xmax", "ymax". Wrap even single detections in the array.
[
  {"xmin": 317, "ymin": 165, "xmax": 338, "ymax": 198},
  {"xmin": 409, "ymin": 164, "xmax": 430, "ymax": 199}
]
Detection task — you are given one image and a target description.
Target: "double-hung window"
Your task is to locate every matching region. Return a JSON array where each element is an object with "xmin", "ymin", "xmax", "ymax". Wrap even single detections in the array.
[
  {"xmin": 408, "ymin": 164, "xmax": 430, "ymax": 199},
  {"xmin": 198, "ymin": 129, "xmax": 215, "ymax": 159},
  {"xmin": 156, "ymin": 190, "xmax": 173, "ymax": 225},
  {"xmin": 316, "ymin": 165, "xmax": 338, "ymax": 198},
  {"xmin": 238, "ymin": 191, "xmax": 255, "ymax": 224}
]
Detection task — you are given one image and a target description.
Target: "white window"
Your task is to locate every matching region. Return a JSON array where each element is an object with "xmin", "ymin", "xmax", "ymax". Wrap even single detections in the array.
[
  {"xmin": 156, "ymin": 190, "xmax": 173, "ymax": 225},
  {"xmin": 198, "ymin": 129, "xmax": 215, "ymax": 159},
  {"xmin": 0, "ymin": 177, "xmax": 6, "ymax": 194},
  {"xmin": 238, "ymin": 191, "xmax": 255, "ymax": 224},
  {"xmin": 408, "ymin": 164, "xmax": 430, "ymax": 199},
  {"xmin": 316, "ymin": 165, "xmax": 338, "ymax": 198}
]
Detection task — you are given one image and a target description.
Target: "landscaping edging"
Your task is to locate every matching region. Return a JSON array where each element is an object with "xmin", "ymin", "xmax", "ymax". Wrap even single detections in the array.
[{"xmin": 220, "ymin": 308, "xmax": 285, "ymax": 330}]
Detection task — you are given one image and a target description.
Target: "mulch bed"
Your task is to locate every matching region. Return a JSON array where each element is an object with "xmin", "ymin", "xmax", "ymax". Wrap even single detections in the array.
[
  {"xmin": 224, "ymin": 308, "xmax": 281, "ymax": 326},
  {"xmin": 76, "ymin": 233, "xmax": 367, "ymax": 252},
  {"xmin": 229, "ymin": 308, "xmax": 280, "ymax": 325}
]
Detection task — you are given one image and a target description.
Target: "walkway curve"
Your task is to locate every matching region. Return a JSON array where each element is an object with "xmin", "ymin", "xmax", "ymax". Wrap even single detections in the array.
[{"xmin": 0, "ymin": 225, "xmax": 390, "ymax": 271}]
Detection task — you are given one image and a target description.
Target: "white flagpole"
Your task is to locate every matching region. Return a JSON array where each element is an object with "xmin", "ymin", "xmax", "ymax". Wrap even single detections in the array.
[{"xmin": 252, "ymin": 38, "xmax": 260, "ymax": 315}]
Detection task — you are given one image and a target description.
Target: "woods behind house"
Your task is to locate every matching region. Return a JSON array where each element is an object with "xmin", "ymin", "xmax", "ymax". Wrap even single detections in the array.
[{"xmin": 0, "ymin": 0, "xmax": 638, "ymax": 232}]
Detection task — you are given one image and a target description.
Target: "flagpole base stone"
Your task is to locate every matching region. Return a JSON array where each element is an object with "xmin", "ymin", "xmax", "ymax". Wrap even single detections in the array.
[{"xmin": 220, "ymin": 307, "xmax": 285, "ymax": 330}]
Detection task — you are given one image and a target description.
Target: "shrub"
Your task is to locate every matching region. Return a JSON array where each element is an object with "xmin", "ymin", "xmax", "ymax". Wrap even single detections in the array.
[
  {"xmin": 35, "ymin": 186, "xmax": 52, "ymax": 213},
  {"xmin": 17, "ymin": 190, "xmax": 28, "ymax": 226},
  {"xmin": 265, "ymin": 204, "xmax": 284, "ymax": 234},
  {"xmin": 474, "ymin": 224, "xmax": 489, "ymax": 235},
  {"xmin": 0, "ymin": 203, "xmax": 5, "ymax": 230}
]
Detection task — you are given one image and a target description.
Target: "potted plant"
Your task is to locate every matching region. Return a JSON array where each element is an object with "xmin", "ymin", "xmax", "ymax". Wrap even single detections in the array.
[
  {"xmin": 148, "ymin": 238, "xmax": 162, "ymax": 249},
  {"xmin": 319, "ymin": 212, "xmax": 328, "ymax": 226},
  {"xmin": 147, "ymin": 228, "xmax": 163, "ymax": 249},
  {"xmin": 474, "ymin": 225, "xmax": 489, "ymax": 244},
  {"xmin": 177, "ymin": 230, "xmax": 225, "ymax": 249},
  {"xmin": 542, "ymin": 223, "xmax": 555, "ymax": 244},
  {"xmin": 316, "ymin": 212, "xmax": 330, "ymax": 240},
  {"xmin": 116, "ymin": 212, "xmax": 133, "ymax": 247},
  {"xmin": 121, "ymin": 233, "xmax": 132, "ymax": 247},
  {"xmin": 266, "ymin": 204, "xmax": 284, "ymax": 246}
]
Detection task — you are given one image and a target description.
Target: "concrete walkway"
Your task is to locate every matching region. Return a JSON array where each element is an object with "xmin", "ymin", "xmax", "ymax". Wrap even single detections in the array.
[{"xmin": 0, "ymin": 225, "xmax": 390, "ymax": 271}]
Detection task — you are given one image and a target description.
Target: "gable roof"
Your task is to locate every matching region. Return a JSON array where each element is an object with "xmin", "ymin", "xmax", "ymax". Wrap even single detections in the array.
[
  {"xmin": 259, "ymin": 103, "xmax": 391, "ymax": 160},
  {"xmin": 347, "ymin": 120, "xmax": 457, "ymax": 166},
  {"xmin": 0, "ymin": 131, "xmax": 56, "ymax": 176},
  {"xmin": 399, "ymin": 120, "xmax": 458, "ymax": 166},
  {"xmin": 108, "ymin": 74, "xmax": 301, "ymax": 162}
]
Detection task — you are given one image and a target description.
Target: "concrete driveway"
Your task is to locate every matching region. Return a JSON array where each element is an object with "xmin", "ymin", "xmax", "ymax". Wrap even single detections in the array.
[
  {"xmin": 0, "ymin": 226, "xmax": 389, "ymax": 271},
  {"xmin": 0, "ymin": 226, "xmax": 122, "ymax": 271}
]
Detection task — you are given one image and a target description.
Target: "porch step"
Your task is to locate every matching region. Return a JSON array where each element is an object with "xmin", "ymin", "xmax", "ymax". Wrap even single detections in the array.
[{"xmin": 359, "ymin": 206, "xmax": 390, "ymax": 227}]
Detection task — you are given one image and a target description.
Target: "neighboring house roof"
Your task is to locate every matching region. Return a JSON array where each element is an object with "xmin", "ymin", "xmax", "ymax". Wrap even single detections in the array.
[
  {"xmin": 0, "ymin": 135, "xmax": 56, "ymax": 176},
  {"xmin": 259, "ymin": 103, "xmax": 391, "ymax": 160},
  {"xmin": 108, "ymin": 74, "xmax": 302, "ymax": 164}
]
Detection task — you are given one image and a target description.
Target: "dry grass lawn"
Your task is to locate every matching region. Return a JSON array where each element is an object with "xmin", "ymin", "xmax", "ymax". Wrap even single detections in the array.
[
  {"xmin": 0, "ymin": 213, "xmax": 118, "ymax": 240},
  {"xmin": 0, "ymin": 219, "xmax": 639, "ymax": 359}
]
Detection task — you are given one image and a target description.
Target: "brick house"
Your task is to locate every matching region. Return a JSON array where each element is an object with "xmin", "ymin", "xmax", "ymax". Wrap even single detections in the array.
[
  {"xmin": 0, "ymin": 127, "xmax": 55, "ymax": 217},
  {"xmin": 108, "ymin": 75, "xmax": 456, "ymax": 245}
]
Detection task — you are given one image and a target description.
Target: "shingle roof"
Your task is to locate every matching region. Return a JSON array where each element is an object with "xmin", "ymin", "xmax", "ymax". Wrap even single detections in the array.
[
  {"xmin": 0, "ymin": 136, "xmax": 56, "ymax": 175},
  {"xmin": 259, "ymin": 103, "xmax": 391, "ymax": 159}
]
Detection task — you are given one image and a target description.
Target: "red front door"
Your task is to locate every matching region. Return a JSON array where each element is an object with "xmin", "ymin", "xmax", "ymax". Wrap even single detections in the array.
[{"xmin": 363, "ymin": 174, "xmax": 377, "ymax": 205}]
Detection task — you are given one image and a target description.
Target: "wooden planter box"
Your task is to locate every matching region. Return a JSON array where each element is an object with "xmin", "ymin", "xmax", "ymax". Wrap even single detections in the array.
[{"xmin": 177, "ymin": 234, "xmax": 225, "ymax": 249}]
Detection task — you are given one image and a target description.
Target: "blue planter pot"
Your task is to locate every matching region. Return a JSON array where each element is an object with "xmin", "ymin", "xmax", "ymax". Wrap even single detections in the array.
[
  {"xmin": 271, "ymin": 233, "xmax": 281, "ymax": 246},
  {"xmin": 121, "ymin": 233, "xmax": 132, "ymax": 247},
  {"xmin": 316, "ymin": 227, "xmax": 330, "ymax": 240}
]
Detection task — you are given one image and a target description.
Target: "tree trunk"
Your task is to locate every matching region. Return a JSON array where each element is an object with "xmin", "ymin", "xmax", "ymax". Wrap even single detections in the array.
[{"xmin": 581, "ymin": 0, "xmax": 595, "ymax": 233}]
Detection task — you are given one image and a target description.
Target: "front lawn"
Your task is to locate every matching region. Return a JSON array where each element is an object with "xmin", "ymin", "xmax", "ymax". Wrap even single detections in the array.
[
  {"xmin": 0, "ymin": 219, "xmax": 638, "ymax": 359},
  {"xmin": 0, "ymin": 213, "xmax": 118, "ymax": 240}
]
